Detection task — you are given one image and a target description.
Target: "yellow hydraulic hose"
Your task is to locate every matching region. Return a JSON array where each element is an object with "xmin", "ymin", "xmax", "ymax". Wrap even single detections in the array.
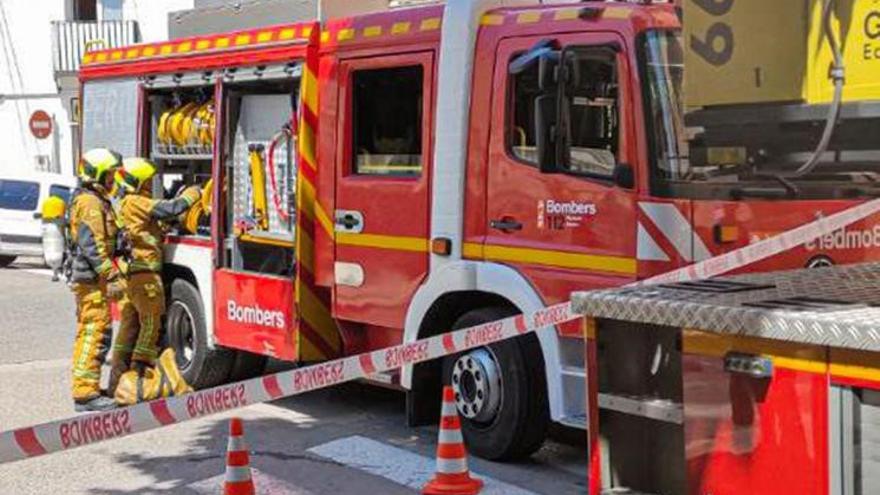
[{"xmin": 248, "ymin": 144, "xmax": 269, "ymax": 231}]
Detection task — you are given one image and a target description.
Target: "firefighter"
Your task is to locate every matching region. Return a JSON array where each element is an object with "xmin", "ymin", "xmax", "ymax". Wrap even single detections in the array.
[
  {"xmin": 69, "ymin": 148, "xmax": 124, "ymax": 412},
  {"xmin": 112, "ymin": 158, "xmax": 201, "ymax": 383}
]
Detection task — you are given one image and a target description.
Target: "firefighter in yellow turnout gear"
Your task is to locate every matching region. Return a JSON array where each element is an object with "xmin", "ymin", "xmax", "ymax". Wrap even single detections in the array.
[
  {"xmin": 112, "ymin": 158, "xmax": 201, "ymax": 384},
  {"xmin": 70, "ymin": 148, "xmax": 128, "ymax": 412}
]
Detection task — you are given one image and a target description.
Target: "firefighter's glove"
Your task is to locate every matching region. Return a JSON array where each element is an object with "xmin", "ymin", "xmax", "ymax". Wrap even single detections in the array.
[{"xmin": 179, "ymin": 185, "xmax": 202, "ymax": 206}]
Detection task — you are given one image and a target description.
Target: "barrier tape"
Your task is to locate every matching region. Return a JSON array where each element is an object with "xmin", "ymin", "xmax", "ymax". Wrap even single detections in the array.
[
  {"xmin": 0, "ymin": 302, "xmax": 577, "ymax": 465},
  {"xmin": 638, "ymin": 198, "xmax": 880, "ymax": 286},
  {"xmin": 6, "ymin": 198, "xmax": 880, "ymax": 465}
]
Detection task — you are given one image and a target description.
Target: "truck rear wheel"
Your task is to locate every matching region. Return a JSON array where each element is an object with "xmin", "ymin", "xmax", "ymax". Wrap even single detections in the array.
[
  {"xmin": 166, "ymin": 279, "xmax": 234, "ymax": 389},
  {"xmin": 441, "ymin": 307, "xmax": 550, "ymax": 461},
  {"xmin": 0, "ymin": 255, "xmax": 16, "ymax": 268}
]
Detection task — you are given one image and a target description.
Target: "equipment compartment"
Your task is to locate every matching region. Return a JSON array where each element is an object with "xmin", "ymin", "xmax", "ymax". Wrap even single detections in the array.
[{"xmin": 219, "ymin": 73, "xmax": 299, "ymax": 277}]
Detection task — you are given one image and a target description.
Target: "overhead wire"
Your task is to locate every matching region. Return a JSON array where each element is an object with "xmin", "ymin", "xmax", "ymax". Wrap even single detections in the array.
[{"xmin": 0, "ymin": 0, "xmax": 33, "ymax": 160}]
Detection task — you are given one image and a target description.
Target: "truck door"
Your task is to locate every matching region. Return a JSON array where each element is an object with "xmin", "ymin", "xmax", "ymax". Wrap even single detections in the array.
[
  {"xmin": 333, "ymin": 52, "xmax": 434, "ymax": 328},
  {"xmin": 480, "ymin": 34, "xmax": 638, "ymax": 330}
]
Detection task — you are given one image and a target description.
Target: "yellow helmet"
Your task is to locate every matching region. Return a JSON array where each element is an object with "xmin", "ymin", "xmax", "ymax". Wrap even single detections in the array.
[
  {"xmin": 79, "ymin": 148, "xmax": 122, "ymax": 184},
  {"xmin": 116, "ymin": 157, "xmax": 158, "ymax": 193}
]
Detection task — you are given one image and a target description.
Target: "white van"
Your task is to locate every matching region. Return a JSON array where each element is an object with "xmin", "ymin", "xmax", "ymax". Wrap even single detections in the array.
[{"xmin": 0, "ymin": 173, "xmax": 76, "ymax": 267}]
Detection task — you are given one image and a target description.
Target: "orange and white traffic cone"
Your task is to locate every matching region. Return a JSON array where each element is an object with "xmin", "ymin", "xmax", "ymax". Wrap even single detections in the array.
[
  {"xmin": 224, "ymin": 417, "xmax": 255, "ymax": 495},
  {"xmin": 422, "ymin": 386, "xmax": 484, "ymax": 495}
]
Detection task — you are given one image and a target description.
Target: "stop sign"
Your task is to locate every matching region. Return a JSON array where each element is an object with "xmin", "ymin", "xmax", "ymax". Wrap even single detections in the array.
[{"xmin": 29, "ymin": 111, "xmax": 53, "ymax": 140}]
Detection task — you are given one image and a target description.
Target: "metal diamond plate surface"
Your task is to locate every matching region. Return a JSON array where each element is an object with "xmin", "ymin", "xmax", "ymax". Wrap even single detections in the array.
[{"xmin": 572, "ymin": 263, "xmax": 880, "ymax": 352}]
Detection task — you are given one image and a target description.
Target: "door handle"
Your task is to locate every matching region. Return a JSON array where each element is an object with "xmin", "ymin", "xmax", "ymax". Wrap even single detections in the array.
[
  {"xmin": 335, "ymin": 210, "xmax": 364, "ymax": 234},
  {"xmin": 490, "ymin": 217, "xmax": 523, "ymax": 233}
]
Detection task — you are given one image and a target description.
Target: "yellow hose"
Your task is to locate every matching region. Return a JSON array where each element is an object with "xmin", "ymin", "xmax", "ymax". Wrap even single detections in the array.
[{"xmin": 248, "ymin": 145, "xmax": 269, "ymax": 231}]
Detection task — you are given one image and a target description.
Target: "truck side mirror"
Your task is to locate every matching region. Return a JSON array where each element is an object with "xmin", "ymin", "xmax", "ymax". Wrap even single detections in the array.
[
  {"xmin": 613, "ymin": 162, "xmax": 635, "ymax": 189},
  {"xmin": 535, "ymin": 94, "xmax": 559, "ymax": 174}
]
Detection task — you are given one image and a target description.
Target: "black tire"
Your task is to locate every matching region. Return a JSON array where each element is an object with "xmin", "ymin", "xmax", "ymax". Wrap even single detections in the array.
[
  {"xmin": 0, "ymin": 255, "xmax": 16, "ymax": 268},
  {"xmin": 442, "ymin": 307, "xmax": 550, "ymax": 461},
  {"xmin": 167, "ymin": 279, "xmax": 234, "ymax": 389},
  {"xmin": 228, "ymin": 350, "xmax": 268, "ymax": 382}
]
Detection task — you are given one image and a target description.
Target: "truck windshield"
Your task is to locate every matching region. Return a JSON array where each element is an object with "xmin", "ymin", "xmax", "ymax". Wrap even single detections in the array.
[{"xmin": 641, "ymin": 30, "xmax": 880, "ymax": 200}]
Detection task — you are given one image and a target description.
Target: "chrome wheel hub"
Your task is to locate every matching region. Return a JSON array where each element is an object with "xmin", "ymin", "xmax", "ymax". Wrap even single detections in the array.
[
  {"xmin": 451, "ymin": 348, "xmax": 502, "ymax": 423},
  {"xmin": 167, "ymin": 301, "xmax": 195, "ymax": 369}
]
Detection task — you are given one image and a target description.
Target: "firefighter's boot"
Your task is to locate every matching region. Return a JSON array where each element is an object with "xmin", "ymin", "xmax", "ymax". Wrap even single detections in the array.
[{"xmin": 75, "ymin": 395, "xmax": 117, "ymax": 413}]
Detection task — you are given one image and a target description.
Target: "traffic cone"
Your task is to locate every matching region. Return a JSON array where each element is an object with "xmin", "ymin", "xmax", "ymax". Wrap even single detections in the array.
[
  {"xmin": 224, "ymin": 417, "xmax": 255, "ymax": 495},
  {"xmin": 422, "ymin": 386, "xmax": 484, "ymax": 495}
]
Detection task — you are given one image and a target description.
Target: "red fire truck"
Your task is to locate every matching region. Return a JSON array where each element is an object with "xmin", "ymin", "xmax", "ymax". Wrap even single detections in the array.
[{"xmin": 74, "ymin": 0, "xmax": 880, "ymax": 460}]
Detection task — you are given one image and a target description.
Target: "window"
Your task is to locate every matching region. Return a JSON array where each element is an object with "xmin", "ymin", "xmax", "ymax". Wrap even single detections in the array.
[
  {"xmin": 102, "ymin": 0, "xmax": 123, "ymax": 21},
  {"xmin": 351, "ymin": 66, "xmax": 423, "ymax": 177},
  {"xmin": 560, "ymin": 48, "xmax": 619, "ymax": 177},
  {"xmin": 0, "ymin": 180, "xmax": 40, "ymax": 211},
  {"xmin": 49, "ymin": 185, "xmax": 72, "ymax": 203},
  {"xmin": 508, "ymin": 46, "xmax": 620, "ymax": 178},
  {"xmin": 508, "ymin": 56, "xmax": 542, "ymax": 165},
  {"xmin": 71, "ymin": 0, "xmax": 97, "ymax": 21}
]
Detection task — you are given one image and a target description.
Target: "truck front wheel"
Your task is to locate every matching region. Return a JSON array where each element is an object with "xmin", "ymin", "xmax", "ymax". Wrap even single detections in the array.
[
  {"xmin": 441, "ymin": 307, "xmax": 550, "ymax": 461},
  {"xmin": 166, "ymin": 279, "xmax": 234, "ymax": 389}
]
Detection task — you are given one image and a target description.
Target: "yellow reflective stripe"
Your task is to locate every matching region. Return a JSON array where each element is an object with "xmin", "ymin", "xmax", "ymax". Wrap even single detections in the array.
[
  {"xmin": 481, "ymin": 14, "xmax": 504, "ymax": 26},
  {"xmin": 363, "ymin": 26, "xmax": 383, "ymax": 38},
  {"xmin": 298, "ymin": 178, "xmax": 334, "ymax": 237},
  {"xmin": 830, "ymin": 348, "xmax": 880, "ymax": 383},
  {"xmin": 391, "ymin": 22, "xmax": 411, "ymax": 35},
  {"xmin": 76, "ymin": 323, "xmax": 96, "ymax": 370},
  {"xmin": 420, "ymin": 18, "xmax": 441, "ymax": 31},
  {"xmin": 297, "ymin": 229, "xmax": 316, "ymax": 272},
  {"xmin": 462, "ymin": 242, "xmax": 483, "ymax": 258},
  {"xmin": 336, "ymin": 233, "xmax": 428, "ymax": 253},
  {"xmin": 113, "ymin": 343, "xmax": 133, "ymax": 353},
  {"xmin": 584, "ymin": 318, "xmax": 597, "ymax": 340},
  {"xmin": 298, "ymin": 284, "xmax": 336, "ymax": 342},
  {"xmin": 302, "ymin": 67, "xmax": 318, "ymax": 117},
  {"xmin": 297, "ymin": 120, "xmax": 318, "ymax": 169},
  {"xmin": 337, "ymin": 28, "xmax": 355, "ymax": 42},
  {"xmin": 73, "ymin": 369, "xmax": 100, "ymax": 380},
  {"xmin": 517, "ymin": 12, "xmax": 541, "ymax": 24},
  {"xmin": 555, "ymin": 9, "xmax": 580, "ymax": 21},
  {"xmin": 129, "ymin": 260, "xmax": 162, "ymax": 272},
  {"xmin": 463, "ymin": 242, "xmax": 636, "ymax": 275},
  {"xmin": 604, "ymin": 7, "xmax": 632, "ymax": 19},
  {"xmin": 682, "ymin": 330, "xmax": 827, "ymax": 374}
]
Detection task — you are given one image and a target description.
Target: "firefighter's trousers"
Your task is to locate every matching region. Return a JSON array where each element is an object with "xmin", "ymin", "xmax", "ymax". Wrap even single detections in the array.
[
  {"xmin": 107, "ymin": 278, "xmax": 139, "ymax": 396},
  {"xmin": 110, "ymin": 273, "xmax": 165, "ymax": 388},
  {"xmin": 73, "ymin": 281, "xmax": 137, "ymax": 400}
]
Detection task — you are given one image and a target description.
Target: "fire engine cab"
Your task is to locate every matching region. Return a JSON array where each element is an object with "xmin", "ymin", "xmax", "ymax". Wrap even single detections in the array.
[{"xmin": 74, "ymin": 0, "xmax": 880, "ymax": 460}]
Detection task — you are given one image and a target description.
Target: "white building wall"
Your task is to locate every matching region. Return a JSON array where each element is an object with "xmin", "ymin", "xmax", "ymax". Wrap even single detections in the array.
[
  {"xmin": 123, "ymin": 0, "xmax": 195, "ymax": 41},
  {"xmin": 0, "ymin": 0, "xmax": 193, "ymax": 180},
  {"xmin": 0, "ymin": 0, "xmax": 69, "ymax": 179}
]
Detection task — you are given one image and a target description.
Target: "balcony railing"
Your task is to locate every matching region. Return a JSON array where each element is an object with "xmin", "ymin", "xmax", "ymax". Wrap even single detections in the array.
[{"xmin": 52, "ymin": 20, "xmax": 141, "ymax": 74}]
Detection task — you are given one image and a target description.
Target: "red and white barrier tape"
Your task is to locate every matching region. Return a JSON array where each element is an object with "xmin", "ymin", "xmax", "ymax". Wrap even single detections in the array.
[
  {"xmin": 6, "ymin": 198, "xmax": 880, "ymax": 464},
  {"xmin": 0, "ymin": 302, "xmax": 577, "ymax": 465},
  {"xmin": 639, "ymin": 198, "xmax": 880, "ymax": 286}
]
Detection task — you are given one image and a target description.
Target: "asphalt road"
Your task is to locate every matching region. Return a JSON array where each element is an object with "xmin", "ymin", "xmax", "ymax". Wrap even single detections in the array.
[{"xmin": 0, "ymin": 258, "xmax": 587, "ymax": 494}]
